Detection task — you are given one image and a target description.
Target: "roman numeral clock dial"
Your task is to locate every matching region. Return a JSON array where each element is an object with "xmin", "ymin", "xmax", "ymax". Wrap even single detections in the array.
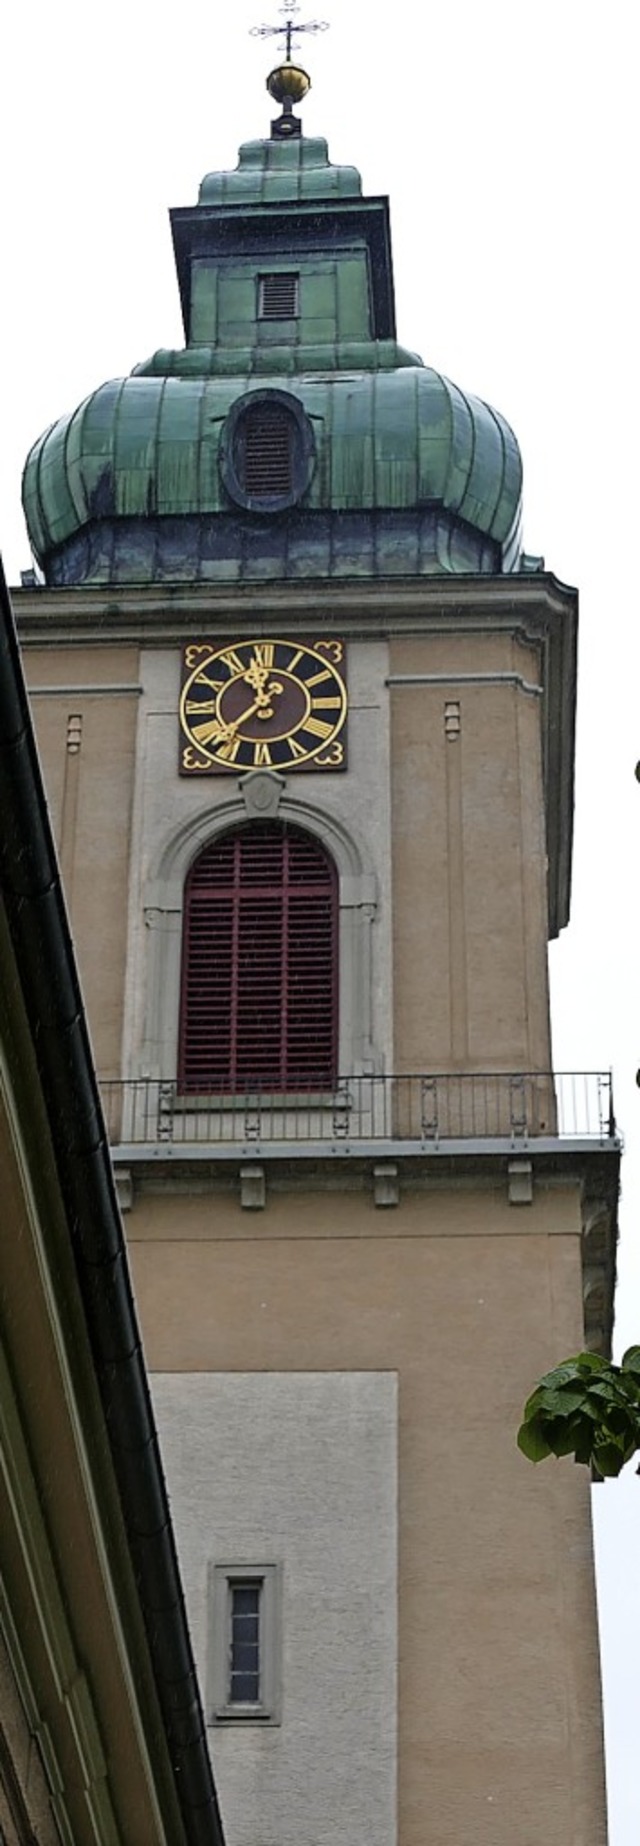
[{"xmin": 179, "ymin": 639, "xmax": 348, "ymax": 774}]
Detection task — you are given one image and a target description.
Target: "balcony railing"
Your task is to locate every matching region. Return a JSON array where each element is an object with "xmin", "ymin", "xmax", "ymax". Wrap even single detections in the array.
[{"xmin": 100, "ymin": 1071, "xmax": 617, "ymax": 1155}]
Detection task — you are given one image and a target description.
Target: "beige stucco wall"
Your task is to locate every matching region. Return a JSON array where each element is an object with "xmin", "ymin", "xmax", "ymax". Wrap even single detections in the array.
[
  {"xmin": 128, "ymin": 1177, "xmax": 606, "ymax": 1846},
  {"xmin": 25, "ymin": 644, "xmax": 140, "ymax": 1078},
  {"xmin": 389, "ymin": 631, "xmax": 552, "ymax": 1073}
]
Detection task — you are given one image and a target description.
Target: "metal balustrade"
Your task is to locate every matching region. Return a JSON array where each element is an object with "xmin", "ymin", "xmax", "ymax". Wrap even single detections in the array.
[{"xmin": 99, "ymin": 1071, "xmax": 617, "ymax": 1154}]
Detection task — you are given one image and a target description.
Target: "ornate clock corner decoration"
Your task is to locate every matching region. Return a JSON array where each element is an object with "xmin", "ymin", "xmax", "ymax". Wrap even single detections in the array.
[{"xmin": 179, "ymin": 637, "xmax": 348, "ymax": 775}]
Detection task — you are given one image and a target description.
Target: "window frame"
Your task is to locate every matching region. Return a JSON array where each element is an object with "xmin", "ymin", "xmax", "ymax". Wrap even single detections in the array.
[{"xmin": 208, "ymin": 1562, "xmax": 282, "ymax": 1725}]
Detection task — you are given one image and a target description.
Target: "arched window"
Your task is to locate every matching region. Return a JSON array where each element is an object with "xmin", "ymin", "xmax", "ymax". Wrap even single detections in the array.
[{"xmin": 178, "ymin": 823, "xmax": 338, "ymax": 1093}]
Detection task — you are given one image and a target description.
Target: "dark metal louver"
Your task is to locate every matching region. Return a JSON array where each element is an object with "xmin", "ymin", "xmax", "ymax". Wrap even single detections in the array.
[
  {"xmin": 242, "ymin": 404, "xmax": 293, "ymax": 497},
  {"xmin": 258, "ymin": 272, "xmax": 299, "ymax": 319},
  {"xmin": 178, "ymin": 824, "xmax": 338, "ymax": 1092}
]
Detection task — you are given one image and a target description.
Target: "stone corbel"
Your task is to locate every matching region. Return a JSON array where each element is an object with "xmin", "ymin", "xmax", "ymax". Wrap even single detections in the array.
[
  {"xmin": 507, "ymin": 1159, "xmax": 533, "ymax": 1205},
  {"xmin": 373, "ymin": 1163, "xmax": 399, "ymax": 1208},
  {"xmin": 115, "ymin": 1169, "xmax": 134, "ymax": 1213},
  {"xmin": 240, "ymin": 1165, "xmax": 266, "ymax": 1210}
]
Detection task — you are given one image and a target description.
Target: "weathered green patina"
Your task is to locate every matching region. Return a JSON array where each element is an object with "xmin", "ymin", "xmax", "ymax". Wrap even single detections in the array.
[
  {"xmin": 198, "ymin": 134, "xmax": 362, "ymax": 205},
  {"xmin": 22, "ymin": 133, "xmax": 524, "ymax": 585}
]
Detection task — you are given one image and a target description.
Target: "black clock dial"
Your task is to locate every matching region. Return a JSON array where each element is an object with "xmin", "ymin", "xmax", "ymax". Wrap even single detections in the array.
[{"xmin": 179, "ymin": 639, "xmax": 347, "ymax": 774}]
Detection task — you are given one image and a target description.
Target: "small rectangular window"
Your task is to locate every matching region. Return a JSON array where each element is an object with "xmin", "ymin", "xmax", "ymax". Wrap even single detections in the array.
[
  {"xmin": 258, "ymin": 272, "xmax": 299, "ymax": 320},
  {"xmin": 229, "ymin": 1580, "xmax": 261, "ymax": 1703},
  {"xmin": 209, "ymin": 1563, "xmax": 281, "ymax": 1723}
]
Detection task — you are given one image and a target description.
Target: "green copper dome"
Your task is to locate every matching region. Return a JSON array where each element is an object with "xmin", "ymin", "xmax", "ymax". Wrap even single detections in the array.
[{"xmin": 22, "ymin": 134, "xmax": 523, "ymax": 586}]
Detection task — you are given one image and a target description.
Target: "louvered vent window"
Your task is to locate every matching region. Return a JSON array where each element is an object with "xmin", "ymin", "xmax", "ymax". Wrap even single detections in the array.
[
  {"xmin": 222, "ymin": 389, "xmax": 313, "ymax": 510},
  {"xmin": 258, "ymin": 272, "xmax": 299, "ymax": 319},
  {"xmin": 241, "ymin": 403, "xmax": 293, "ymax": 497},
  {"xmin": 178, "ymin": 823, "xmax": 338, "ymax": 1093}
]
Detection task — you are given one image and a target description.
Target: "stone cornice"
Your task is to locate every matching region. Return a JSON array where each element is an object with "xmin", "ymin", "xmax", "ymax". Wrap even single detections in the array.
[{"xmin": 13, "ymin": 569, "xmax": 577, "ymax": 634}]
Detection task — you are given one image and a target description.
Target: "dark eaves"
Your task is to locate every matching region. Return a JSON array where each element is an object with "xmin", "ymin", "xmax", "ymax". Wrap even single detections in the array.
[{"xmin": 0, "ymin": 556, "xmax": 225, "ymax": 1846}]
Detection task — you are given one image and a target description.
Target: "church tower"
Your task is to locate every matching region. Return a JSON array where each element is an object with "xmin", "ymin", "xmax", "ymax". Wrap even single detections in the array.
[{"xmin": 17, "ymin": 48, "xmax": 618, "ymax": 1846}]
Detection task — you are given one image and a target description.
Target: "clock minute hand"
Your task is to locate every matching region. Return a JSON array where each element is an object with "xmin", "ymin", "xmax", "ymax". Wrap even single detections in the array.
[
  {"xmin": 191, "ymin": 716, "xmax": 238, "ymax": 746},
  {"xmin": 191, "ymin": 681, "xmax": 284, "ymax": 748},
  {"xmin": 231, "ymin": 679, "xmax": 284, "ymax": 729}
]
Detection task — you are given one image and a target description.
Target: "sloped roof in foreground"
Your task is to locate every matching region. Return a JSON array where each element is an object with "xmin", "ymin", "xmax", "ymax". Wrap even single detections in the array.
[{"xmin": 0, "ymin": 558, "xmax": 225, "ymax": 1846}]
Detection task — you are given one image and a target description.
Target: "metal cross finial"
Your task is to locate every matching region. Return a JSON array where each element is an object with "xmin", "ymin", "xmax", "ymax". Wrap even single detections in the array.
[{"xmin": 250, "ymin": 0, "xmax": 328, "ymax": 63}]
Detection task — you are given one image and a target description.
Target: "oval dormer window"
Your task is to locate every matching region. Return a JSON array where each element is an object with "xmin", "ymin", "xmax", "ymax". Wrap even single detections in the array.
[{"xmin": 220, "ymin": 389, "xmax": 314, "ymax": 513}]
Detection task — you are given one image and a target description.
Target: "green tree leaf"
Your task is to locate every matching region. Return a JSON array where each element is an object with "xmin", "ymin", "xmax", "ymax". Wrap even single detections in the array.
[
  {"xmin": 537, "ymin": 1361, "xmax": 589, "ymax": 1390},
  {"xmin": 573, "ymin": 1425, "xmax": 597, "ymax": 1466},
  {"xmin": 517, "ymin": 1417, "xmax": 552, "ymax": 1462},
  {"xmin": 584, "ymin": 1378, "xmax": 622, "ymax": 1400},
  {"xmin": 547, "ymin": 1414, "xmax": 592, "ymax": 1458},
  {"xmin": 593, "ymin": 1441, "xmax": 627, "ymax": 1478},
  {"xmin": 536, "ymin": 1388, "xmax": 596, "ymax": 1417}
]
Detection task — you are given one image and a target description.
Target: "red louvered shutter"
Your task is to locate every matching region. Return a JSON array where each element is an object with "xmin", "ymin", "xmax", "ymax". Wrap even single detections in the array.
[{"xmin": 178, "ymin": 824, "xmax": 337, "ymax": 1092}]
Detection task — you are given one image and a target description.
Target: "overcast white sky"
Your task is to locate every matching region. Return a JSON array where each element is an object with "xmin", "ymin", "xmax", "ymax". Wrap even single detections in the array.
[{"xmin": 2, "ymin": 0, "xmax": 638, "ymax": 1836}]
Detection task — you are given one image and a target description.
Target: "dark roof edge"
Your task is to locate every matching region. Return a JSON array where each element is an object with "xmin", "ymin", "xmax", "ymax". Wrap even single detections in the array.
[{"xmin": 0, "ymin": 554, "xmax": 225, "ymax": 1846}]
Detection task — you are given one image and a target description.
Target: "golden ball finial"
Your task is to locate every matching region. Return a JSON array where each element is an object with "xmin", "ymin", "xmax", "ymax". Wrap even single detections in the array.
[{"xmin": 266, "ymin": 62, "xmax": 311, "ymax": 105}]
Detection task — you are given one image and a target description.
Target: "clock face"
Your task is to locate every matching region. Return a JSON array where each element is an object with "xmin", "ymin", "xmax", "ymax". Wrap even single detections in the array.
[{"xmin": 179, "ymin": 638, "xmax": 347, "ymax": 774}]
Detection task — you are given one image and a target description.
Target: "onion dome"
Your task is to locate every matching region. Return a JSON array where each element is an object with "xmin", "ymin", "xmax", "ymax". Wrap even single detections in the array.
[{"xmin": 22, "ymin": 133, "xmax": 523, "ymax": 587}]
